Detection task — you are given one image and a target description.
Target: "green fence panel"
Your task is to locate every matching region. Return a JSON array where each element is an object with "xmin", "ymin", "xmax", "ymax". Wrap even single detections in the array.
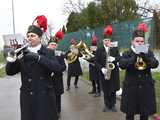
[{"xmin": 58, "ymin": 17, "xmax": 155, "ymax": 51}]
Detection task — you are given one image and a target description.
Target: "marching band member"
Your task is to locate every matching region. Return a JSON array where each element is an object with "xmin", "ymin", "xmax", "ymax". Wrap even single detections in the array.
[
  {"xmin": 95, "ymin": 25, "xmax": 120, "ymax": 112},
  {"xmin": 88, "ymin": 35, "xmax": 101, "ymax": 97},
  {"xmin": 65, "ymin": 38, "xmax": 83, "ymax": 91},
  {"xmin": 119, "ymin": 23, "xmax": 159, "ymax": 120},
  {"xmin": 47, "ymin": 30, "xmax": 66, "ymax": 118},
  {"xmin": 5, "ymin": 15, "xmax": 61, "ymax": 120}
]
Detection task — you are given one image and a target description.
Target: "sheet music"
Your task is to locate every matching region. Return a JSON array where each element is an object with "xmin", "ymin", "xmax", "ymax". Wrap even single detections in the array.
[{"xmin": 135, "ymin": 44, "xmax": 149, "ymax": 54}]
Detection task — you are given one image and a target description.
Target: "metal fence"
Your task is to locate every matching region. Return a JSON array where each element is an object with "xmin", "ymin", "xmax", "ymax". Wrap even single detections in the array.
[{"xmin": 58, "ymin": 17, "xmax": 155, "ymax": 51}]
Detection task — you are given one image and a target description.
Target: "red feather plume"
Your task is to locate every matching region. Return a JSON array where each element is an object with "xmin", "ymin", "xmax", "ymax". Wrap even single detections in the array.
[
  {"xmin": 103, "ymin": 25, "xmax": 112, "ymax": 37},
  {"xmin": 137, "ymin": 22, "xmax": 148, "ymax": 33},
  {"xmin": 33, "ymin": 15, "xmax": 48, "ymax": 32},
  {"xmin": 92, "ymin": 35, "xmax": 97, "ymax": 46},
  {"xmin": 55, "ymin": 30, "xmax": 64, "ymax": 40}
]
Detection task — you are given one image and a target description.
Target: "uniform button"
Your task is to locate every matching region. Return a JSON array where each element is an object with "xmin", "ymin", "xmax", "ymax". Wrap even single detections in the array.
[
  {"xmin": 28, "ymin": 78, "xmax": 32, "ymax": 82},
  {"xmin": 40, "ymin": 76, "xmax": 44, "ymax": 80},
  {"xmin": 138, "ymin": 74, "xmax": 141, "ymax": 78},
  {"xmin": 51, "ymin": 72, "xmax": 54, "ymax": 77},
  {"xmin": 30, "ymin": 92, "xmax": 34, "ymax": 95},
  {"xmin": 139, "ymin": 85, "xmax": 142, "ymax": 88}
]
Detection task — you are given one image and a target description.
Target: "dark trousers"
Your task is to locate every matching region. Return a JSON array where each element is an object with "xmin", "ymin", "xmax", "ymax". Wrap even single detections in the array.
[
  {"xmin": 67, "ymin": 75, "xmax": 79, "ymax": 87},
  {"xmin": 103, "ymin": 90, "xmax": 116, "ymax": 108},
  {"xmin": 91, "ymin": 79, "xmax": 100, "ymax": 93},
  {"xmin": 56, "ymin": 95, "xmax": 61, "ymax": 113},
  {"xmin": 126, "ymin": 114, "xmax": 148, "ymax": 120}
]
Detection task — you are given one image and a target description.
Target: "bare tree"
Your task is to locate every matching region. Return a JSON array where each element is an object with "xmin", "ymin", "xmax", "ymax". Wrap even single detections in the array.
[
  {"xmin": 63, "ymin": 0, "xmax": 86, "ymax": 14},
  {"xmin": 136, "ymin": 0, "xmax": 160, "ymax": 18}
]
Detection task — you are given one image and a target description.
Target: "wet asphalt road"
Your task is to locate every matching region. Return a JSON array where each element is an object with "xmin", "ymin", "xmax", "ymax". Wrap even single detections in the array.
[{"xmin": 0, "ymin": 73, "xmax": 152, "ymax": 120}]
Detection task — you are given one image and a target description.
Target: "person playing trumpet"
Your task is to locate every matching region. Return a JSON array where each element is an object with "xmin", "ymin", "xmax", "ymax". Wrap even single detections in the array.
[
  {"xmin": 5, "ymin": 15, "xmax": 61, "ymax": 120},
  {"xmin": 95, "ymin": 25, "xmax": 120, "ymax": 112},
  {"xmin": 119, "ymin": 22, "xmax": 159, "ymax": 120}
]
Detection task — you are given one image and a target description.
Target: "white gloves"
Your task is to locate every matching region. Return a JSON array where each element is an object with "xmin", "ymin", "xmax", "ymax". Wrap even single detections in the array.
[
  {"xmin": 101, "ymin": 67, "xmax": 107, "ymax": 75},
  {"xmin": 107, "ymin": 56, "xmax": 115, "ymax": 62}
]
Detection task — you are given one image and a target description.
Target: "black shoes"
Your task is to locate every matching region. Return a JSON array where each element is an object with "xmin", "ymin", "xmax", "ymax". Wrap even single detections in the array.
[
  {"xmin": 74, "ymin": 85, "xmax": 78, "ymax": 88},
  {"xmin": 103, "ymin": 106, "xmax": 117, "ymax": 112},
  {"xmin": 88, "ymin": 91, "xmax": 96, "ymax": 94},
  {"xmin": 66, "ymin": 85, "xmax": 78, "ymax": 91},
  {"xmin": 103, "ymin": 106, "xmax": 110, "ymax": 112},
  {"xmin": 110, "ymin": 106, "xmax": 117, "ymax": 112},
  {"xmin": 66, "ymin": 86, "xmax": 70, "ymax": 91},
  {"xmin": 57, "ymin": 112, "xmax": 61, "ymax": 119},
  {"xmin": 93, "ymin": 92, "xmax": 101, "ymax": 97}
]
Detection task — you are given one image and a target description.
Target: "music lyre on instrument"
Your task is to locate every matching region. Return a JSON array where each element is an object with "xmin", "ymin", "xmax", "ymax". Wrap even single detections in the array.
[{"xmin": 134, "ymin": 44, "xmax": 149, "ymax": 70}]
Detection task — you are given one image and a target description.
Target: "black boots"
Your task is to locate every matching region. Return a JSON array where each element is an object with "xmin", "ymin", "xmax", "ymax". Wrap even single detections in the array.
[{"xmin": 66, "ymin": 86, "xmax": 70, "ymax": 91}]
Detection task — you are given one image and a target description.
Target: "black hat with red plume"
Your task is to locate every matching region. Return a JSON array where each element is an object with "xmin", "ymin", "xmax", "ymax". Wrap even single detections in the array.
[
  {"xmin": 103, "ymin": 25, "xmax": 112, "ymax": 40},
  {"xmin": 27, "ymin": 15, "xmax": 47, "ymax": 37},
  {"xmin": 91, "ymin": 34, "xmax": 97, "ymax": 46},
  {"xmin": 133, "ymin": 22, "xmax": 148, "ymax": 39},
  {"xmin": 48, "ymin": 29, "xmax": 64, "ymax": 44}
]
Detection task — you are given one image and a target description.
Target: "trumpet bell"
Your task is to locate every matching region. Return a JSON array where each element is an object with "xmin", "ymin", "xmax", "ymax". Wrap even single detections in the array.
[
  {"xmin": 6, "ymin": 52, "xmax": 17, "ymax": 62},
  {"xmin": 5, "ymin": 43, "xmax": 29, "ymax": 62},
  {"xmin": 107, "ymin": 62, "xmax": 115, "ymax": 70}
]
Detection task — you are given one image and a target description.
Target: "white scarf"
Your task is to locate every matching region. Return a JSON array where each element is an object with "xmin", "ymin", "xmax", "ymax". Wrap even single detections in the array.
[
  {"xmin": 28, "ymin": 44, "xmax": 42, "ymax": 53},
  {"xmin": 131, "ymin": 45, "xmax": 136, "ymax": 53},
  {"xmin": 104, "ymin": 44, "xmax": 109, "ymax": 53}
]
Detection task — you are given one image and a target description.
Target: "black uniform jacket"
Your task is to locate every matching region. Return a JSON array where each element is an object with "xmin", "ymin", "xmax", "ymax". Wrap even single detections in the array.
[
  {"xmin": 119, "ymin": 49, "xmax": 159, "ymax": 115},
  {"xmin": 6, "ymin": 45, "xmax": 62, "ymax": 120},
  {"xmin": 95, "ymin": 46, "xmax": 120, "ymax": 92},
  {"xmin": 52, "ymin": 54, "xmax": 66, "ymax": 96},
  {"xmin": 65, "ymin": 50, "xmax": 83, "ymax": 76},
  {"xmin": 89, "ymin": 51, "xmax": 99, "ymax": 82}
]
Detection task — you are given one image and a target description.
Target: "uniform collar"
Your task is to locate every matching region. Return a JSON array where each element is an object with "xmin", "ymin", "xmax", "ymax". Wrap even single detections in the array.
[
  {"xmin": 131, "ymin": 45, "xmax": 136, "ymax": 53},
  {"xmin": 28, "ymin": 44, "xmax": 42, "ymax": 53},
  {"xmin": 104, "ymin": 44, "xmax": 109, "ymax": 53}
]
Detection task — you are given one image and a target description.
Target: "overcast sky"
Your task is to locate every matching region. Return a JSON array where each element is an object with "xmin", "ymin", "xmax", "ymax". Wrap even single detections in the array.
[
  {"xmin": 0, "ymin": 0, "xmax": 93, "ymax": 48},
  {"xmin": 0, "ymin": 0, "xmax": 159, "ymax": 49},
  {"xmin": 0, "ymin": 0, "xmax": 159, "ymax": 35},
  {"xmin": 0, "ymin": 0, "xmax": 94, "ymax": 35}
]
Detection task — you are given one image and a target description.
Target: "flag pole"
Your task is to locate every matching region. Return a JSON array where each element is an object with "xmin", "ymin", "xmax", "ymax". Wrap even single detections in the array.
[{"xmin": 12, "ymin": 0, "xmax": 15, "ymax": 35}]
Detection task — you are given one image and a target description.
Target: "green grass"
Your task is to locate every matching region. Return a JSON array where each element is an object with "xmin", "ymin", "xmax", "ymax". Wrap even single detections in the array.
[
  {"xmin": 82, "ymin": 70, "xmax": 160, "ymax": 113},
  {"xmin": 0, "ymin": 51, "xmax": 6, "ymax": 78},
  {"xmin": 0, "ymin": 67, "xmax": 6, "ymax": 77},
  {"xmin": 0, "ymin": 52, "xmax": 5, "ymax": 63}
]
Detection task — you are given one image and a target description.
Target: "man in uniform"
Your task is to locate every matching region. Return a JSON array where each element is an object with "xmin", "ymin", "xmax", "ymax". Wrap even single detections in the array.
[
  {"xmin": 65, "ymin": 38, "xmax": 83, "ymax": 91},
  {"xmin": 88, "ymin": 35, "xmax": 101, "ymax": 97},
  {"xmin": 119, "ymin": 23, "xmax": 159, "ymax": 120},
  {"xmin": 95, "ymin": 25, "xmax": 120, "ymax": 112},
  {"xmin": 47, "ymin": 30, "xmax": 66, "ymax": 118},
  {"xmin": 5, "ymin": 15, "xmax": 61, "ymax": 120}
]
